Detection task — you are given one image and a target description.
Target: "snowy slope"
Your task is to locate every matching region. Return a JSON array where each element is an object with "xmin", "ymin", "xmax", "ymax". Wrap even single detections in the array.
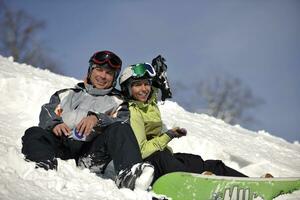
[{"xmin": 0, "ymin": 55, "xmax": 299, "ymax": 200}]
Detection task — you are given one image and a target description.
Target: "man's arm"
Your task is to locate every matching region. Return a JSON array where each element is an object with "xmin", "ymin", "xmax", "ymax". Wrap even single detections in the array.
[
  {"xmin": 88, "ymin": 102, "xmax": 130, "ymax": 129},
  {"xmin": 38, "ymin": 91, "xmax": 64, "ymax": 131}
]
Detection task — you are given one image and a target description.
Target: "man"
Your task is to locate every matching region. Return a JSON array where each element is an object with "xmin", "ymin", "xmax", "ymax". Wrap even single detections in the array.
[{"xmin": 21, "ymin": 50, "xmax": 154, "ymax": 190}]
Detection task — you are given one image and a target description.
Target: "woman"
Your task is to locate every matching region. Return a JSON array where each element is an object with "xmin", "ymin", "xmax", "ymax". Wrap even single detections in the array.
[{"xmin": 119, "ymin": 63, "xmax": 248, "ymax": 183}]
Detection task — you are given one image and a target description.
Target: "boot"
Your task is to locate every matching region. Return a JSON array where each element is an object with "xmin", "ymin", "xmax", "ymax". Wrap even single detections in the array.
[
  {"xmin": 35, "ymin": 158, "xmax": 58, "ymax": 170},
  {"xmin": 115, "ymin": 162, "xmax": 154, "ymax": 190}
]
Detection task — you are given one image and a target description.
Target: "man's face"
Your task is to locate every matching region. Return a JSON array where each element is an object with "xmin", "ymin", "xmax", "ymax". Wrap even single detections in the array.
[{"xmin": 89, "ymin": 66, "xmax": 115, "ymax": 89}]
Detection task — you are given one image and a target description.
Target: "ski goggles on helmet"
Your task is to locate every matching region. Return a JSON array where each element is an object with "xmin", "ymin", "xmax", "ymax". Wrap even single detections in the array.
[
  {"xmin": 130, "ymin": 63, "xmax": 156, "ymax": 78},
  {"xmin": 90, "ymin": 51, "xmax": 122, "ymax": 70}
]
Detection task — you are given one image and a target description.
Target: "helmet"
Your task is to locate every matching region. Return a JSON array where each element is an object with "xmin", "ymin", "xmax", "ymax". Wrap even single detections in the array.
[
  {"xmin": 87, "ymin": 50, "xmax": 122, "ymax": 86},
  {"xmin": 119, "ymin": 63, "xmax": 156, "ymax": 98}
]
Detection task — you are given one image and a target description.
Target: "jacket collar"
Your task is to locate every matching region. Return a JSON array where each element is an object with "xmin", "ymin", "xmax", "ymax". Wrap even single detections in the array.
[{"xmin": 76, "ymin": 82, "xmax": 117, "ymax": 96}]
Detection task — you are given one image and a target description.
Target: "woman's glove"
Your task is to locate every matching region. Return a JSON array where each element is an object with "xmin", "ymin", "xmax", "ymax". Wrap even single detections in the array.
[{"xmin": 166, "ymin": 127, "xmax": 187, "ymax": 139}]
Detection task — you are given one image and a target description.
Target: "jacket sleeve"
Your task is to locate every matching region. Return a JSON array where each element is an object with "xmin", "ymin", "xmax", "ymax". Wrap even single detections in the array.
[
  {"xmin": 88, "ymin": 103, "xmax": 130, "ymax": 129},
  {"xmin": 38, "ymin": 91, "xmax": 64, "ymax": 131},
  {"xmin": 130, "ymin": 107, "xmax": 171, "ymax": 159}
]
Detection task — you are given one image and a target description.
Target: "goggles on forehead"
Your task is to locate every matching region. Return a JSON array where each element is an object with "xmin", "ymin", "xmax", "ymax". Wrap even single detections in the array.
[
  {"xmin": 130, "ymin": 63, "xmax": 156, "ymax": 78},
  {"xmin": 90, "ymin": 51, "xmax": 122, "ymax": 70}
]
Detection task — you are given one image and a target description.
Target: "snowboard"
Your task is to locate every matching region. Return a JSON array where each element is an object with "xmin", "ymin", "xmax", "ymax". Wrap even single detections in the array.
[{"xmin": 152, "ymin": 172, "xmax": 300, "ymax": 200}]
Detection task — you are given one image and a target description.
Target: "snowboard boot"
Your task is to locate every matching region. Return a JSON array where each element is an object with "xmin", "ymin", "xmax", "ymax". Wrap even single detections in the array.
[
  {"xmin": 35, "ymin": 158, "xmax": 58, "ymax": 170},
  {"xmin": 115, "ymin": 162, "xmax": 154, "ymax": 190}
]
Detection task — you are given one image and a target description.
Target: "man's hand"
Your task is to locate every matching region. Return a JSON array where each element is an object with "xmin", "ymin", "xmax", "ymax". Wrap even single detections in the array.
[
  {"xmin": 76, "ymin": 115, "xmax": 98, "ymax": 136},
  {"xmin": 53, "ymin": 123, "xmax": 71, "ymax": 137}
]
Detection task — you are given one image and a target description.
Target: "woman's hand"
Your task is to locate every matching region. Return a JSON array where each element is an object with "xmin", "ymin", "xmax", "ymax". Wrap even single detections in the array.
[{"xmin": 166, "ymin": 127, "xmax": 187, "ymax": 138}]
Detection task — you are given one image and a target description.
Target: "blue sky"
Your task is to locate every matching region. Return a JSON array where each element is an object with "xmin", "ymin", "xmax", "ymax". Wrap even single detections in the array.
[{"xmin": 9, "ymin": 0, "xmax": 300, "ymax": 142}]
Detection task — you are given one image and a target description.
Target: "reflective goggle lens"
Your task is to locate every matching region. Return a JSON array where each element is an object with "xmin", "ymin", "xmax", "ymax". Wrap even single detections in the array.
[
  {"xmin": 91, "ymin": 51, "xmax": 122, "ymax": 69},
  {"xmin": 131, "ymin": 63, "xmax": 156, "ymax": 78}
]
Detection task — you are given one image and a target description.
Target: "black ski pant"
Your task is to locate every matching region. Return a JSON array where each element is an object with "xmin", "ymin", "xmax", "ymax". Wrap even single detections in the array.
[
  {"xmin": 21, "ymin": 122, "xmax": 143, "ymax": 173},
  {"xmin": 145, "ymin": 149, "xmax": 247, "ymax": 183}
]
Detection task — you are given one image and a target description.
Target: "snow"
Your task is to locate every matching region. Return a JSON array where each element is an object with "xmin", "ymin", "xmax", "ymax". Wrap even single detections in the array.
[{"xmin": 0, "ymin": 55, "xmax": 299, "ymax": 200}]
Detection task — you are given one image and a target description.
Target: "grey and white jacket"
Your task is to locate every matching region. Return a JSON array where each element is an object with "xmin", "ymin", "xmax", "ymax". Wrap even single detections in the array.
[{"xmin": 39, "ymin": 82, "xmax": 128, "ymax": 132}]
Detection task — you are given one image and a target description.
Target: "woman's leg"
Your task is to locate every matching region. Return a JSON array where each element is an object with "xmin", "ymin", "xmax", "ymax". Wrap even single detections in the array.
[
  {"xmin": 174, "ymin": 153, "xmax": 247, "ymax": 177},
  {"xmin": 145, "ymin": 149, "xmax": 186, "ymax": 183}
]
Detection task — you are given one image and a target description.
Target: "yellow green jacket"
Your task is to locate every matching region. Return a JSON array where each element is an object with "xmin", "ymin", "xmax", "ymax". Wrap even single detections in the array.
[{"xmin": 128, "ymin": 89, "xmax": 172, "ymax": 159}]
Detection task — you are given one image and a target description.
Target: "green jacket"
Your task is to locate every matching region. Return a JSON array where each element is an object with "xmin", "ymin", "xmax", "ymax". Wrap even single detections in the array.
[{"xmin": 128, "ymin": 89, "xmax": 172, "ymax": 159}]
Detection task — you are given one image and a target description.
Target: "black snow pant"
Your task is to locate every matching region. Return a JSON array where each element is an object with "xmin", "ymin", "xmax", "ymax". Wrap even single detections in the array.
[
  {"xmin": 145, "ymin": 149, "xmax": 247, "ymax": 184},
  {"xmin": 21, "ymin": 122, "xmax": 143, "ymax": 173}
]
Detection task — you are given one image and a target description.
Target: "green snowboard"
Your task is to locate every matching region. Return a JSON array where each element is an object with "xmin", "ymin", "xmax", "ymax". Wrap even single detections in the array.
[{"xmin": 152, "ymin": 172, "xmax": 300, "ymax": 200}]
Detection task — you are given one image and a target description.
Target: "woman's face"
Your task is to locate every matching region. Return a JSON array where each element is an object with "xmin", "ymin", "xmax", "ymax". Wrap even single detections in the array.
[{"xmin": 130, "ymin": 79, "xmax": 151, "ymax": 102}]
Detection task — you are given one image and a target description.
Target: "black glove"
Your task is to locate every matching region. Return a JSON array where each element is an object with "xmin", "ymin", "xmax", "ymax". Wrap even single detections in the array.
[
  {"xmin": 166, "ymin": 127, "xmax": 187, "ymax": 139},
  {"xmin": 152, "ymin": 55, "xmax": 172, "ymax": 101}
]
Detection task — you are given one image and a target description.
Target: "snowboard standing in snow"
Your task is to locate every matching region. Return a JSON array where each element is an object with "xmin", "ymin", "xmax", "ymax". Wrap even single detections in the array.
[{"xmin": 152, "ymin": 172, "xmax": 300, "ymax": 200}]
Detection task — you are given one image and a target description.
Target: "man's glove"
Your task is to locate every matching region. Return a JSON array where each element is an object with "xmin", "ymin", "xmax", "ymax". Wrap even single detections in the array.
[{"xmin": 166, "ymin": 127, "xmax": 187, "ymax": 139}]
